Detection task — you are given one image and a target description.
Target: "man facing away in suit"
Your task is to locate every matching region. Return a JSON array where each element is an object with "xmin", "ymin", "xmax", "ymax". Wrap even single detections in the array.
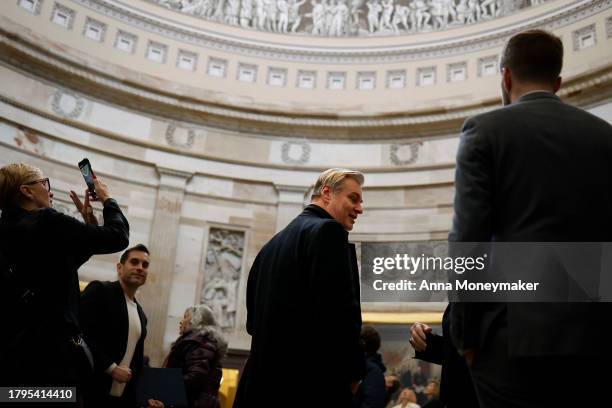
[
  {"xmin": 449, "ymin": 29, "xmax": 612, "ymax": 407},
  {"xmin": 233, "ymin": 168, "xmax": 366, "ymax": 408},
  {"xmin": 81, "ymin": 244, "xmax": 161, "ymax": 408}
]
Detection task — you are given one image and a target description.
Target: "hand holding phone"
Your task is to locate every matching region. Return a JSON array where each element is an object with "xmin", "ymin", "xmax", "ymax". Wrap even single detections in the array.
[
  {"xmin": 78, "ymin": 158, "xmax": 97, "ymax": 200},
  {"xmin": 78, "ymin": 159, "xmax": 110, "ymax": 202}
]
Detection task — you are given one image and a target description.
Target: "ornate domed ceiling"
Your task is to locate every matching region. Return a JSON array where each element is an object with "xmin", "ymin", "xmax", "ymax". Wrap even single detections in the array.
[
  {"xmin": 0, "ymin": 0, "xmax": 610, "ymax": 139},
  {"xmin": 148, "ymin": 0, "xmax": 546, "ymax": 37}
]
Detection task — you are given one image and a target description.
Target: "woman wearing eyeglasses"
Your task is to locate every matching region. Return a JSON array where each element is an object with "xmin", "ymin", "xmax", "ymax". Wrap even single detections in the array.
[{"xmin": 0, "ymin": 163, "xmax": 130, "ymax": 395}]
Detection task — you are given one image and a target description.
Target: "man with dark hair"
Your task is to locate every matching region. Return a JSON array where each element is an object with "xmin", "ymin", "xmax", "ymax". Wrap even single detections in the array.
[
  {"xmin": 81, "ymin": 244, "xmax": 155, "ymax": 407},
  {"xmin": 234, "ymin": 168, "xmax": 366, "ymax": 407},
  {"xmin": 449, "ymin": 29, "xmax": 612, "ymax": 407}
]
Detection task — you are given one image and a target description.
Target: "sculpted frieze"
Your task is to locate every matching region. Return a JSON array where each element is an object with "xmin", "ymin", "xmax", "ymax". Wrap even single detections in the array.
[{"xmin": 152, "ymin": 0, "xmax": 545, "ymax": 37}]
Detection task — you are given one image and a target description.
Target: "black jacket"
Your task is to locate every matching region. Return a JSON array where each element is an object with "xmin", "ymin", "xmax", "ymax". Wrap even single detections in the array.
[
  {"xmin": 449, "ymin": 92, "xmax": 612, "ymax": 356},
  {"xmin": 414, "ymin": 307, "xmax": 479, "ymax": 408},
  {"xmin": 80, "ymin": 280, "xmax": 147, "ymax": 401},
  {"xmin": 233, "ymin": 204, "xmax": 365, "ymax": 407},
  {"xmin": 0, "ymin": 199, "xmax": 129, "ymax": 386},
  {"xmin": 353, "ymin": 352, "xmax": 387, "ymax": 408}
]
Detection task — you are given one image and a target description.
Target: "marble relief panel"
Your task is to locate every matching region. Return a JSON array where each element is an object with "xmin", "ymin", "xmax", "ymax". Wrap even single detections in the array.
[{"xmin": 199, "ymin": 227, "xmax": 246, "ymax": 332}]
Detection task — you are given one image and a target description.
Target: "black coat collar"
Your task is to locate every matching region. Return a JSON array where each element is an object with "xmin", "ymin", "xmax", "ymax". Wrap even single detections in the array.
[{"xmin": 302, "ymin": 204, "xmax": 334, "ymax": 220}]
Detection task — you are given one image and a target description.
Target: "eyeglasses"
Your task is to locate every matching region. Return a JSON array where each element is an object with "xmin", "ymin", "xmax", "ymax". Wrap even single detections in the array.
[{"xmin": 23, "ymin": 178, "xmax": 51, "ymax": 192}]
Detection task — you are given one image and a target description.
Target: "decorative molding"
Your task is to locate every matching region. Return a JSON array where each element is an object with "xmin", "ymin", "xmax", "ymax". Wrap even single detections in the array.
[
  {"xmin": 447, "ymin": 62, "xmax": 467, "ymax": 82},
  {"xmin": 70, "ymin": 0, "xmax": 612, "ymax": 63},
  {"xmin": 17, "ymin": 0, "xmax": 43, "ymax": 15},
  {"xmin": 83, "ymin": 16, "xmax": 107, "ymax": 42},
  {"xmin": 417, "ymin": 66, "xmax": 436, "ymax": 86},
  {"xmin": 176, "ymin": 49, "xmax": 198, "ymax": 70},
  {"xmin": 478, "ymin": 55, "xmax": 498, "ymax": 77},
  {"xmin": 327, "ymin": 71, "xmax": 346, "ymax": 90},
  {"xmin": 50, "ymin": 89, "xmax": 85, "ymax": 119},
  {"xmin": 146, "ymin": 40, "xmax": 168, "ymax": 63},
  {"xmin": 114, "ymin": 29, "xmax": 138, "ymax": 53},
  {"xmin": 50, "ymin": 2, "xmax": 76, "ymax": 30},
  {"xmin": 2, "ymin": 29, "xmax": 612, "ymax": 133},
  {"xmin": 165, "ymin": 124, "xmax": 195, "ymax": 149},
  {"xmin": 207, "ymin": 57, "xmax": 227, "ymax": 77},
  {"xmin": 357, "ymin": 71, "xmax": 376, "ymax": 90},
  {"xmin": 386, "ymin": 69, "xmax": 406, "ymax": 89},
  {"xmin": 390, "ymin": 142, "xmax": 422, "ymax": 165},
  {"xmin": 281, "ymin": 141, "xmax": 311, "ymax": 164},
  {"xmin": 572, "ymin": 23, "xmax": 597, "ymax": 50},
  {"xmin": 606, "ymin": 15, "xmax": 612, "ymax": 38},
  {"xmin": 297, "ymin": 70, "xmax": 316, "ymax": 89},
  {"xmin": 145, "ymin": 0, "xmax": 544, "ymax": 38},
  {"xmin": 267, "ymin": 67, "xmax": 287, "ymax": 87},
  {"xmin": 237, "ymin": 62, "xmax": 257, "ymax": 82}
]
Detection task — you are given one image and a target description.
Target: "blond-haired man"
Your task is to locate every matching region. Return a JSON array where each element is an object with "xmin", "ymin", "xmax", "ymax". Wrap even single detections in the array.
[{"xmin": 234, "ymin": 168, "xmax": 366, "ymax": 408}]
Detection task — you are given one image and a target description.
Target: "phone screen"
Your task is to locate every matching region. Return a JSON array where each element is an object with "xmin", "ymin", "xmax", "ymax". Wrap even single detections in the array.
[{"xmin": 78, "ymin": 159, "xmax": 97, "ymax": 198}]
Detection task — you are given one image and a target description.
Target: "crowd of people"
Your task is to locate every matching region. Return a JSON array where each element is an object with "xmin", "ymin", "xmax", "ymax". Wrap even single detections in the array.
[
  {"xmin": 1, "ymin": 27, "xmax": 612, "ymax": 408},
  {"xmin": 0, "ymin": 165, "xmax": 226, "ymax": 407}
]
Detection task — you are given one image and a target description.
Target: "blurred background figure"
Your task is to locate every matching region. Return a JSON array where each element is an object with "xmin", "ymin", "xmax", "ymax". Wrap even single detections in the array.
[
  {"xmin": 391, "ymin": 388, "xmax": 420, "ymax": 408},
  {"xmin": 421, "ymin": 379, "xmax": 442, "ymax": 408},
  {"xmin": 384, "ymin": 375, "xmax": 401, "ymax": 408},
  {"xmin": 0, "ymin": 163, "xmax": 129, "ymax": 392},
  {"xmin": 353, "ymin": 325, "xmax": 387, "ymax": 408},
  {"xmin": 164, "ymin": 304, "xmax": 228, "ymax": 408}
]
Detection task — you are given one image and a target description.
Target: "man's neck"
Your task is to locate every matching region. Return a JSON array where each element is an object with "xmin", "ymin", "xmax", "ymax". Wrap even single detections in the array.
[
  {"xmin": 119, "ymin": 280, "xmax": 137, "ymax": 301},
  {"xmin": 511, "ymin": 83, "xmax": 555, "ymax": 103}
]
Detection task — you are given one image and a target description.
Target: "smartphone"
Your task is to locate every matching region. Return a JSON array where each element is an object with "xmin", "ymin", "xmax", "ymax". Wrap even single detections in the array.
[{"xmin": 78, "ymin": 158, "xmax": 97, "ymax": 199}]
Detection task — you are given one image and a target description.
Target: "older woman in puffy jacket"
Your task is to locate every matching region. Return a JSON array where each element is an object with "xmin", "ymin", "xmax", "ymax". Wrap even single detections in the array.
[{"xmin": 164, "ymin": 304, "xmax": 228, "ymax": 408}]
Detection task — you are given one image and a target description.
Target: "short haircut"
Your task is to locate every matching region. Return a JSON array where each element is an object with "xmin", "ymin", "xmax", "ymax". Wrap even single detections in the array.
[
  {"xmin": 119, "ymin": 244, "xmax": 150, "ymax": 264},
  {"xmin": 360, "ymin": 325, "xmax": 381, "ymax": 354},
  {"xmin": 500, "ymin": 29, "xmax": 563, "ymax": 85},
  {"xmin": 311, "ymin": 168, "xmax": 364, "ymax": 200},
  {"xmin": 0, "ymin": 163, "xmax": 43, "ymax": 210}
]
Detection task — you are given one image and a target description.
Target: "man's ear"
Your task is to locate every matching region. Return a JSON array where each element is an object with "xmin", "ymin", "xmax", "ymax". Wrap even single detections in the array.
[
  {"xmin": 320, "ymin": 185, "xmax": 332, "ymax": 204},
  {"xmin": 502, "ymin": 68, "xmax": 512, "ymax": 94},
  {"xmin": 116, "ymin": 262, "xmax": 122, "ymax": 275},
  {"xmin": 553, "ymin": 76, "xmax": 561, "ymax": 94}
]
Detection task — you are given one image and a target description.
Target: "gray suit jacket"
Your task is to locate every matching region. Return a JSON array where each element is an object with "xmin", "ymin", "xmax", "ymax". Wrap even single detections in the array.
[{"xmin": 449, "ymin": 92, "xmax": 612, "ymax": 356}]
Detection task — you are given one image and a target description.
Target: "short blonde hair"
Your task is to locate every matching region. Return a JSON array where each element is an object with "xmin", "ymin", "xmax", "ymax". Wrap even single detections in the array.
[
  {"xmin": 0, "ymin": 163, "xmax": 43, "ymax": 210},
  {"xmin": 311, "ymin": 168, "xmax": 364, "ymax": 200}
]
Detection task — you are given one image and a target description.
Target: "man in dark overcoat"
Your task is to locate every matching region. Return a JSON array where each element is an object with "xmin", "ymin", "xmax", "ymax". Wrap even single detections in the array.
[{"xmin": 234, "ymin": 168, "xmax": 366, "ymax": 407}]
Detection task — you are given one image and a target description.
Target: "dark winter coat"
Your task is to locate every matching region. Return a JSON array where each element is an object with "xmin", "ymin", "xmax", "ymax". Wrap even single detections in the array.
[
  {"xmin": 353, "ymin": 352, "xmax": 387, "ymax": 408},
  {"xmin": 164, "ymin": 329, "xmax": 223, "ymax": 408},
  {"xmin": 233, "ymin": 204, "xmax": 365, "ymax": 408},
  {"xmin": 0, "ymin": 199, "xmax": 129, "ymax": 386}
]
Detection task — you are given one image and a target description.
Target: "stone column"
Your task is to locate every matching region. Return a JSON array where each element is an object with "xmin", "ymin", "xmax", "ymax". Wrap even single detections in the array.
[
  {"xmin": 139, "ymin": 166, "xmax": 192, "ymax": 366},
  {"xmin": 274, "ymin": 184, "xmax": 309, "ymax": 232}
]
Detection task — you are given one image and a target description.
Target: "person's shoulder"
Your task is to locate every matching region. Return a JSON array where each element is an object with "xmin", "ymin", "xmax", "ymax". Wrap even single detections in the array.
[
  {"xmin": 465, "ymin": 105, "xmax": 512, "ymax": 128},
  {"xmin": 314, "ymin": 218, "xmax": 346, "ymax": 237},
  {"xmin": 564, "ymin": 104, "xmax": 612, "ymax": 132},
  {"xmin": 82, "ymin": 280, "xmax": 116, "ymax": 295}
]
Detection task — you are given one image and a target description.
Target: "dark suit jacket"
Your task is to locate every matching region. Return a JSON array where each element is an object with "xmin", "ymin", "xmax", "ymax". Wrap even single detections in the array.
[
  {"xmin": 415, "ymin": 306, "xmax": 479, "ymax": 408},
  {"xmin": 449, "ymin": 91, "xmax": 612, "ymax": 356},
  {"xmin": 80, "ymin": 280, "xmax": 147, "ymax": 401},
  {"xmin": 233, "ymin": 204, "xmax": 365, "ymax": 407},
  {"xmin": 0, "ymin": 199, "xmax": 129, "ymax": 386}
]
